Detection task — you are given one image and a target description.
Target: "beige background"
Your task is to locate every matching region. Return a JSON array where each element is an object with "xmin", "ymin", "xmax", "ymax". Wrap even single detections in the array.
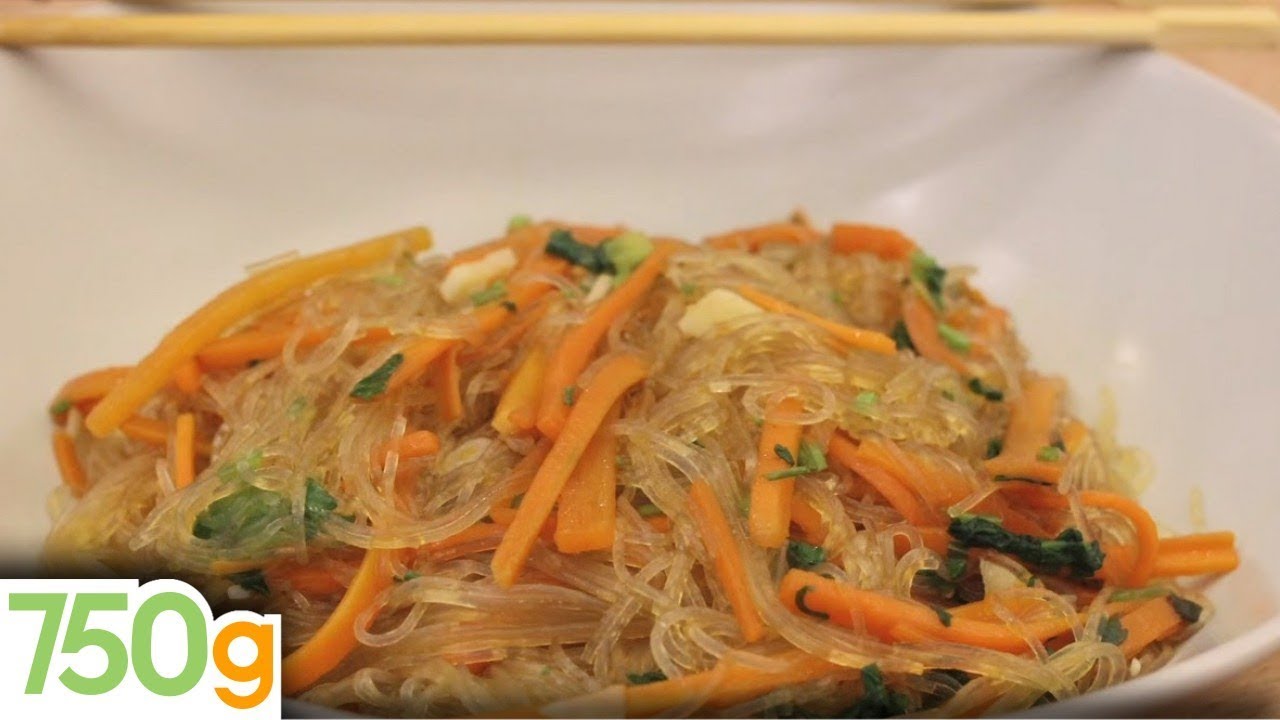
[{"xmin": 3, "ymin": 0, "xmax": 1279, "ymax": 716}]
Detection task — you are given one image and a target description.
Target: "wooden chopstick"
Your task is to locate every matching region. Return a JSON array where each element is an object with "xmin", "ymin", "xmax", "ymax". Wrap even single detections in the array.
[{"xmin": 0, "ymin": 8, "xmax": 1276, "ymax": 48}]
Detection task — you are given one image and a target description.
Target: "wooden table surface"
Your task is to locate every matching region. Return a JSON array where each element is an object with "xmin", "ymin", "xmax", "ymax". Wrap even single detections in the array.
[{"xmin": 4, "ymin": 1, "xmax": 1280, "ymax": 716}]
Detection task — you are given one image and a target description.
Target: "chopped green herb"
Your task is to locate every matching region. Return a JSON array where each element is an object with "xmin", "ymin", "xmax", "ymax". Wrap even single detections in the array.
[
  {"xmin": 374, "ymin": 273, "xmax": 406, "ymax": 288},
  {"xmin": 304, "ymin": 478, "xmax": 340, "ymax": 539},
  {"xmin": 194, "ymin": 486, "xmax": 288, "ymax": 545},
  {"xmin": 507, "ymin": 214, "xmax": 533, "ymax": 232},
  {"xmin": 1169, "ymin": 595, "xmax": 1203, "ymax": 624},
  {"xmin": 286, "ymin": 396, "xmax": 309, "ymax": 420},
  {"xmin": 830, "ymin": 290, "xmax": 846, "ymax": 306},
  {"xmin": 844, "ymin": 664, "xmax": 911, "ymax": 719},
  {"xmin": 229, "ymin": 569, "xmax": 270, "ymax": 596},
  {"xmin": 787, "ymin": 540, "xmax": 827, "ymax": 570},
  {"xmin": 949, "ymin": 514, "xmax": 1105, "ymax": 578},
  {"xmin": 546, "ymin": 229, "xmax": 611, "ymax": 273},
  {"xmin": 797, "ymin": 441, "xmax": 828, "ymax": 472},
  {"xmin": 795, "ymin": 585, "xmax": 829, "ymax": 620},
  {"xmin": 500, "ymin": 300, "xmax": 518, "ymax": 313},
  {"xmin": 854, "ymin": 391, "xmax": 880, "ymax": 412},
  {"xmin": 602, "ymin": 231, "xmax": 654, "ymax": 285},
  {"xmin": 945, "ymin": 545, "xmax": 969, "ymax": 580},
  {"xmin": 736, "ymin": 495, "xmax": 751, "ymax": 518},
  {"xmin": 940, "ymin": 390, "xmax": 955, "ymax": 401},
  {"xmin": 1099, "ymin": 615, "xmax": 1128, "ymax": 645},
  {"xmin": 626, "ymin": 670, "xmax": 667, "ymax": 685},
  {"xmin": 510, "ymin": 492, "xmax": 525, "ymax": 509},
  {"xmin": 396, "ymin": 571, "xmax": 423, "ymax": 583},
  {"xmin": 1036, "ymin": 445, "xmax": 1065, "ymax": 462},
  {"xmin": 967, "ymin": 377, "xmax": 1004, "ymax": 402},
  {"xmin": 910, "ymin": 252, "xmax": 947, "ymax": 310},
  {"xmin": 350, "ymin": 353, "xmax": 405, "ymax": 399},
  {"xmin": 985, "ymin": 438, "xmax": 1004, "ymax": 459},
  {"xmin": 890, "ymin": 320, "xmax": 916, "ymax": 353},
  {"xmin": 636, "ymin": 503, "xmax": 664, "ymax": 518},
  {"xmin": 1025, "ymin": 575, "xmax": 1039, "ymax": 587},
  {"xmin": 562, "ymin": 386, "xmax": 578, "ymax": 406},
  {"xmin": 679, "ymin": 282, "xmax": 698, "ymax": 297},
  {"xmin": 764, "ymin": 466, "xmax": 812, "ymax": 481},
  {"xmin": 49, "ymin": 398, "xmax": 73, "ymax": 415},
  {"xmin": 937, "ymin": 323, "xmax": 971, "ymax": 353},
  {"xmin": 934, "ymin": 607, "xmax": 953, "ymax": 627},
  {"xmin": 470, "ymin": 280, "xmax": 508, "ymax": 306},
  {"xmin": 774, "ymin": 444, "xmax": 797, "ymax": 466}
]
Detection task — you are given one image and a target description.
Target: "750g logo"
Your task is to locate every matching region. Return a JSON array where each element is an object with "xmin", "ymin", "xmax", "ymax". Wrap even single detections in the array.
[{"xmin": 2, "ymin": 579, "xmax": 279, "ymax": 717}]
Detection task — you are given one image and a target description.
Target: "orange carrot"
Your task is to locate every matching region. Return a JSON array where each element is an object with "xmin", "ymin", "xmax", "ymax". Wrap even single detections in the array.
[
  {"xmin": 830, "ymin": 223, "xmax": 918, "ymax": 261},
  {"xmin": 704, "ymin": 222, "xmax": 820, "ymax": 252},
  {"xmin": 420, "ymin": 523, "xmax": 508, "ymax": 564},
  {"xmin": 1060, "ymin": 418, "xmax": 1090, "ymax": 453},
  {"xmin": 779, "ymin": 570, "xmax": 1078, "ymax": 654},
  {"xmin": 645, "ymin": 516, "xmax": 673, "ymax": 534},
  {"xmin": 87, "ymin": 228, "xmax": 432, "ymax": 437},
  {"xmin": 1106, "ymin": 541, "xmax": 1240, "ymax": 579},
  {"xmin": 170, "ymin": 413, "xmax": 197, "ymax": 490},
  {"xmin": 623, "ymin": 650, "xmax": 839, "ymax": 717},
  {"xmin": 1118, "ymin": 596, "xmax": 1186, "ymax": 659},
  {"xmin": 52, "ymin": 431, "xmax": 88, "ymax": 497},
  {"xmin": 554, "ymin": 404, "xmax": 620, "ymax": 555},
  {"xmin": 51, "ymin": 366, "xmax": 132, "ymax": 413},
  {"xmin": 492, "ymin": 354, "xmax": 649, "ymax": 587},
  {"xmin": 735, "ymin": 285, "xmax": 896, "ymax": 356},
  {"xmin": 492, "ymin": 347, "xmax": 547, "ymax": 436},
  {"xmin": 535, "ymin": 245, "xmax": 675, "ymax": 440},
  {"xmin": 901, "ymin": 293, "xmax": 970, "ymax": 374},
  {"xmin": 490, "ymin": 441, "xmax": 553, "ymax": 527},
  {"xmin": 281, "ymin": 548, "xmax": 397, "ymax": 695},
  {"xmin": 689, "ymin": 480, "xmax": 767, "ymax": 642},
  {"xmin": 748, "ymin": 397, "xmax": 805, "ymax": 548},
  {"xmin": 196, "ymin": 326, "xmax": 334, "ymax": 370},
  {"xmin": 433, "ymin": 344, "xmax": 464, "ymax": 423},
  {"xmin": 1015, "ymin": 489, "xmax": 1159, "ymax": 587},
  {"xmin": 172, "ymin": 359, "xmax": 204, "ymax": 394},
  {"xmin": 827, "ymin": 434, "xmax": 936, "ymax": 526},
  {"xmin": 374, "ymin": 430, "xmax": 442, "ymax": 471},
  {"xmin": 267, "ymin": 561, "xmax": 348, "ymax": 596},
  {"xmin": 1160, "ymin": 531, "xmax": 1236, "ymax": 553},
  {"xmin": 790, "ymin": 495, "xmax": 828, "ymax": 545},
  {"xmin": 120, "ymin": 416, "xmax": 214, "ymax": 456},
  {"xmin": 383, "ymin": 338, "xmax": 456, "ymax": 395},
  {"xmin": 983, "ymin": 375, "xmax": 1066, "ymax": 485}
]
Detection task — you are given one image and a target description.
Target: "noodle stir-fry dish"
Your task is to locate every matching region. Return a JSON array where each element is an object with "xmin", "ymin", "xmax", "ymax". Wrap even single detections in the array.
[{"xmin": 45, "ymin": 217, "xmax": 1240, "ymax": 717}]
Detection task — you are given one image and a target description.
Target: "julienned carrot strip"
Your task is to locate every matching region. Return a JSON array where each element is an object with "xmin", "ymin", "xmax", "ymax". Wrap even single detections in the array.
[
  {"xmin": 554, "ymin": 404, "xmax": 620, "ymax": 554},
  {"xmin": 267, "ymin": 561, "xmax": 347, "ymax": 596},
  {"xmin": 646, "ymin": 516, "xmax": 673, "ymax": 534},
  {"xmin": 535, "ymin": 245, "xmax": 676, "ymax": 440},
  {"xmin": 490, "ymin": 441, "xmax": 553, "ymax": 527},
  {"xmin": 704, "ymin": 222, "xmax": 820, "ymax": 252},
  {"xmin": 735, "ymin": 285, "xmax": 896, "ymax": 356},
  {"xmin": 281, "ymin": 548, "xmax": 397, "ymax": 695},
  {"xmin": 1014, "ymin": 489, "xmax": 1159, "ymax": 587},
  {"xmin": 983, "ymin": 375, "xmax": 1066, "ymax": 485},
  {"xmin": 433, "ymin": 344, "xmax": 464, "ymax": 423},
  {"xmin": 420, "ymin": 523, "xmax": 508, "ymax": 563},
  {"xmin": 623, "ymin": 650, "xmax": 839, "ymax": 717},
  {"xmin": 85, "ymin": 228, "xmax": 431, "ymax": 437},
  {"xmin": 748, "ymin": 397, "xmax": 805, "ymax": 548},
  {"xmin": 373, "ymin": 430, "xmax": 442, "ymax": 472},
  {"xmin": 492, "ymin": 354, "xmax": 649, "ymax": 587},
  {"xmin": 52, "ymin": 431, "xmax": 88, "ymax": 497},
  {"xmin": 901, "ymin": 293, "xmax": 970, "ymax": 374},
  {"xmin": 196, "ymin": 326, "xmax": 335, "ymax": 370},
  {"xmin": 948, "ymin": 594, "xmax": 1051, "ymax": 622},
  {"xmin": 120, "ymin": 416, "xmax": 213, "ymax": 456},
  {"xmin": 1106, "ymin": 542, "xmax": 1240, "ymax": 579},
  {"xmin": 827, "ymin": 435, "xmax": 936, "ymax": 526},
  {"xmin": 830, "ymin": 223, "xmax": 918, "ymax": 261},
  {"xmin": 778, "ymin": 570, "xmax": 1078, "ymax": 654},
  {"xmin": 1060, "ymin": 418, "xmax": 1090, "ymax": 453},
  {"xmin": 492, "ymin": 348, "xmax": 547, "ymax": 436},
  {"xmin": 386, "ymin": 257, "xmax": 565, "ymax": 394},
  {"xmin": 689, "ymin": 480, "xmax": 767, "ymax": 643},
  {"xmin": 790, "ymin": 496, "xmax": 827, "ymax": 545},
  {"xmin": 52, "ymin": 366, "xmax": 132, "ymax": 411},
  {"xmin": 1159, "ymin": 531, "xmax": 1237, "ymax": 553},
  {"xmin": 173, "ymin": 359, "xmax": 204, "ymax": 394},
  {"xmin": 170, "ymin": 413, "xmax": 197, "ymax": 490},
  {"xmin": 1118, "ymin": 597, "xmax": 1186, "ymax": 659}
]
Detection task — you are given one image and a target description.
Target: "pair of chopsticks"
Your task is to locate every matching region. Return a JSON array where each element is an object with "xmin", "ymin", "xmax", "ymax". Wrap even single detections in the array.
[{"xmin": 0, "ymin": 4, "xmax": 1277, "ymax": 48}]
